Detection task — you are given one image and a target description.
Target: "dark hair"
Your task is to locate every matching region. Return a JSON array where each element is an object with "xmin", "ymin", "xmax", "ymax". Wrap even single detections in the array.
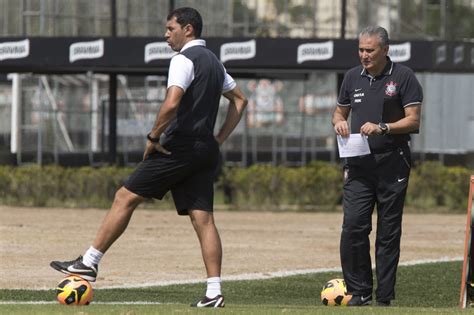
[
  {"xmin": 167, "ymin": 7, "xmax": 203, "ymax": 38},
  {"xmin": 359, "ymin": 26, "xmax": 389, "ymax": 47}
]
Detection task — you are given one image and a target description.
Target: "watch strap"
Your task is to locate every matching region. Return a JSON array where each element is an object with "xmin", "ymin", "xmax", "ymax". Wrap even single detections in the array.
[
  {"xmin": 146, "ymin": 133, "xmax": 160, "ymax": 143},
  {"xmin": 378, "ymin": 123, "xmax": 388, "ymax": 135}
]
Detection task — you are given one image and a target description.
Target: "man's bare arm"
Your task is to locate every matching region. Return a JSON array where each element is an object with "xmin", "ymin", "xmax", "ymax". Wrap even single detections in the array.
[
  {"xmin": 387, "ymin": 104, "xmax": 421, "ymax": 134},
  {"xmin": 215, "ymin": 86, "xmax": 248, "ymax": 145},
  {"xmin": 143, "ymin": 86, "xmax": 184, "ymax": 159},
  {"xmin": 360, "ymin": 104, "xmax": 421, "ymax": 136},
  {"xmin": 332, "ymin": 105, "xmax": 351, "ymax": 137}
]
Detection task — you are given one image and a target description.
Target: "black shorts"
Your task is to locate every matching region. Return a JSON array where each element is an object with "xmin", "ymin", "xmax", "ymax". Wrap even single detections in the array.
[{"xmin": 124, "ymin": 137, "xmax": 219, "ymax": 215}]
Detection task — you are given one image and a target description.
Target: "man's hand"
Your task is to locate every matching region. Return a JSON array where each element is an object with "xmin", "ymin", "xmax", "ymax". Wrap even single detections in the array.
[
  {"xmin": 143, "ymin": 86, "xmax": 183, "ymax": 161},
  {"xmin": 143, "ymin": 140, "xmax": 171, "ymax": 161},
  {"xmin": 360, "ymin": 122, "xmax": 382, "ymax": 136},
  {"xmin": 334, "ymin": 120, "xmax": 350, "ymax": 137},
  {"xmin": 332, "ymin": 106, "xmax": 351, "ymax": 137},
  {"xmin": 215, "ymin": 136, "xmax": 224, "ymax": 146}
]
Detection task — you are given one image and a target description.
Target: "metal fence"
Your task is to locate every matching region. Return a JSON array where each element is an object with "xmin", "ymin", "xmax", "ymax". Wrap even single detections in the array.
[
  {"xmin": 4, "ymin": 71, "xmax": 473, "ymax": 166},
  {"xmin": 13, "ymin": 101, "xmax": 335, "ymax": 166},
  {"xmin": 102, "ymin": 99, "xmax": 336, "ymax": 166},
  {"xmin": 4, "ymin": 73, "xmax": 337, "ymax": 166}
]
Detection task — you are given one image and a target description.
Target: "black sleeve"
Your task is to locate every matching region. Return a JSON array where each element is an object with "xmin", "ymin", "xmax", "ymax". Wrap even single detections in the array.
[
  {"xmin": 337, "ymin": 71, "xmax": 352, "ymax": 106},
  {"xmin": 400, "ymin": 70, "xmax": 423, "ymax": 107}
]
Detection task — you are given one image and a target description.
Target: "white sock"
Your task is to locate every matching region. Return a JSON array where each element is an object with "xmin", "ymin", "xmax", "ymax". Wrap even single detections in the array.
[
  {"xmin": 82, "ymin": 246, "xmax": 104, "ymax": 267},
  {"xmin": 206, "ymin": 277, "xmax": 222, "ymax": 298}
]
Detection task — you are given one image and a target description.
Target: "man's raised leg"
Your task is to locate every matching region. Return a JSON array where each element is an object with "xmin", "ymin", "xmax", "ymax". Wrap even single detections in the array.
[
  {"xmin": 92, "ymin": 187, "xmax": 145, "ymax": 253},
  {"xmin": 50, "ymin": 187, "xmax": 145, "ymax": 281}
]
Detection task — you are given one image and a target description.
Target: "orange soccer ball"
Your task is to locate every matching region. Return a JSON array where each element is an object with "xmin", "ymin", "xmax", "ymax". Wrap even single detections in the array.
[
  {"xmin": 320, "ymin": 278, "xmax": 352, "ymax": 306},
  {"xmin": 56, "ymin": 275, "xmax": 93, "ymax": 305}
]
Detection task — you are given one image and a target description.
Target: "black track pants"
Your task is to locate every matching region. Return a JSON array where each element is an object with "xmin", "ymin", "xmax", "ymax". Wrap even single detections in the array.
[{"xmin": 340, "ymin": 147, "xmax": 411, "ymax": 302}]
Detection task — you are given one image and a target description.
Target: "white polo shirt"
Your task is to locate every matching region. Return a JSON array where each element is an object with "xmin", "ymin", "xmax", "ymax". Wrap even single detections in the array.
[{"xmin": 167, "ymin": 39, "xmax": 236, "ymax": 93}]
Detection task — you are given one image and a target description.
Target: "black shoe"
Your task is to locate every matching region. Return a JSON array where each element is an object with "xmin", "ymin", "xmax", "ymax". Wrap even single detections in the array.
[
  {"xmin": 376, "ymin": 300, "xmax": 391, "ymax": 307},
  {"xmin": 347, "ymin": 294, "xmax": 372, "ymax": 306},
  {"xmin": 191, "ymin": 295, "xmax": 225, "ymax": 308},
  {"xmin": 50, "ymin": 256, "xmax": 98, "ymax": 282}
]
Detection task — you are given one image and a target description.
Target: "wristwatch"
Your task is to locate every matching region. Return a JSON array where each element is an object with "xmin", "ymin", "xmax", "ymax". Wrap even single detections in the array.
[
  {"xmin": 378, "ymin": 122, "xmax": 389, "ymax": 135},
  {"xmin": 146, "ymin": 133, "xmax": 160, "ymax": 143}
]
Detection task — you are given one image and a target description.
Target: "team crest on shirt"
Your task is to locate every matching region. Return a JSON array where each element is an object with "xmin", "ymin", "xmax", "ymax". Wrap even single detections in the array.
[{"xmin": 384, "ymin": 81, "xmax": 399, "ymax": 96}]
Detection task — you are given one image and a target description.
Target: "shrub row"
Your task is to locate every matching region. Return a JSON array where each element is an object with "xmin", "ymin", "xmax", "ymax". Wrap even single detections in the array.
[
  {"xmin": 407, "ymin": 161, "xmax": 472, "ymax": 211},
  {"xmin": 219, "ymin": 161, "xmax": 472, "ymax": 212},
  {"xmin": 217, "ymin": 161, "xmax": 341, "ymax": 210},
  {"xmin": 0, "ymin": 165, "xmax": 133, "ymax": 208},
  {"xmin": 0, "ymin": 161, "xmax": 471, "ymax": 211}
]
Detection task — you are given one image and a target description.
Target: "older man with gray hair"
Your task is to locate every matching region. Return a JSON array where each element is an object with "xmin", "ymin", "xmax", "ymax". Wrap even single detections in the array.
[{"xmin": 332, "ymin": 26, "xmax": 423, "ymax": 306}]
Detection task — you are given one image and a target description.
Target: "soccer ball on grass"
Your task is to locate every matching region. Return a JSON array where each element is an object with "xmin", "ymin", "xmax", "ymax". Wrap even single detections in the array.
[
  {"xmin": 56, "ymin": 275, "xmax": 93, "ymax": 305},
  {"xmin": 320, "ymin": 278, "xmax": 351, "ymax": 306}
]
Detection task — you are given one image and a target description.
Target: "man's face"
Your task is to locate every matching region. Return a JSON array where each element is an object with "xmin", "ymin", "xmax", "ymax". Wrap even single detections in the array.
[
  {"xmin": 165, "ymin": 16, "xmax": 188, "ymax": 52},
  {"xmin": 358, "ymin": 35, "xmax": 389, "ymax": 75}
]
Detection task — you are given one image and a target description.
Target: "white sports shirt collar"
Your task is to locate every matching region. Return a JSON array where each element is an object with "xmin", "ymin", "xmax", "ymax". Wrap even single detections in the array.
[{"xmin": 180, "ymin": 39, "xmax": 206, "ymax": 52}]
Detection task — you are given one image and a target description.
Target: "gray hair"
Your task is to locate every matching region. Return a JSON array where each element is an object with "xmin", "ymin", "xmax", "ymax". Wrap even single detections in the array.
[{"xmin": 359, "ymin": 26, "xmax": 389, "ymax": 47}]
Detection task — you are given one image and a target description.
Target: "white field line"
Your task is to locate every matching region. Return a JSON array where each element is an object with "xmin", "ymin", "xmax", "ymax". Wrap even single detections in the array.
[
  {"xmin": 0, "ymin": 256, "xmax": 463, "ymax": 305},
  {"xmin": 100, "ymin": 256, "xmax": 463, "ymax": 289},
  {"xmin": 4, "ymin": 256, "xmax": 463, "ymax": 292}
]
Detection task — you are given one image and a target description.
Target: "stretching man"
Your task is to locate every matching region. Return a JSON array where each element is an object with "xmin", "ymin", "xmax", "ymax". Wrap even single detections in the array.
[{"xmin": 51, "ymin": 7, "xmax": 247, "ymax": 308}]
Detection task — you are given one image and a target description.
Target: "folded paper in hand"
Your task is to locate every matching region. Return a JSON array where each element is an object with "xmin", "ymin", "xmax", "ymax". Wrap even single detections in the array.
[{"xmin": 337, "ymin": 134, "xmax": 371, "ymax": 158}]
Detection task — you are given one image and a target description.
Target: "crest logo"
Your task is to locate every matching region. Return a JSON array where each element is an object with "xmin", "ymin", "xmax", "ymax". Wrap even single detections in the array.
[{"xmin": 384, "ymin": 81, "xmax": 399, "ymax": 97}]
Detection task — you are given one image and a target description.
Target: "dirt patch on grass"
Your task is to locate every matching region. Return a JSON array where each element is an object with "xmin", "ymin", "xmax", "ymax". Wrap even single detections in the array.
[{"xmin": 0, "ymin": 206, "xmax": 465, "ymax": 289}]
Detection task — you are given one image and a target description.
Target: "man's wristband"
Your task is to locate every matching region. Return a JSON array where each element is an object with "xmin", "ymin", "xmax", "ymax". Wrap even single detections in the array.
[{"xmin": 146, "ymin": 133, "xmax": 160, "ymax": 143}]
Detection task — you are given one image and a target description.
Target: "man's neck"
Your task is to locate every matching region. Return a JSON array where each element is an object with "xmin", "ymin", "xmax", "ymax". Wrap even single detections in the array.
[{"xmin": 367, "ymin": 59, "xmax": 388, "ymax": 77}]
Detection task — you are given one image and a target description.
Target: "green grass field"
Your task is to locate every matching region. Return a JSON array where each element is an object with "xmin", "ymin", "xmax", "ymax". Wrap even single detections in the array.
[{"xmin": 0, "ymin": 261, "xmax": 470, "ymax": 314}]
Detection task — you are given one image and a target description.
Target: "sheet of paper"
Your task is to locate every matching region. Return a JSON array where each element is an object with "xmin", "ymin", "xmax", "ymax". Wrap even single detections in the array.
[{"xmin": 337, "ymin": 133, "xmax": 371, "ymax": 158}]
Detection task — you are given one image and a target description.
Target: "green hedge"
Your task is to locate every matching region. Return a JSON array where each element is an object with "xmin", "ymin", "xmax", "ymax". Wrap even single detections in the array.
[
  {"xmin": 217, "ymin": 161, "xmax": 341, "ymax": 210},
  {"xmin": 407, "ymin": 161, "xmax": 472, "ymax": 211},
  {"xmin": 0, "ymin": 165, "xmax": 133, "ymax": 208},
  {"xmin": 0, "ymin": 162, "xmax": 471, "ymax": 211}
]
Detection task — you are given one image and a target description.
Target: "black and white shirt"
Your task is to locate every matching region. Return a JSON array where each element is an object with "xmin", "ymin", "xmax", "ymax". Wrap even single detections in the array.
[
  {"xmin": 165, "ymin": 39, "xmax": 236, "ymax": 138},
  {"xmin": 337, "ymin": 56, "xmax": 423, "ymax": 151}
]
